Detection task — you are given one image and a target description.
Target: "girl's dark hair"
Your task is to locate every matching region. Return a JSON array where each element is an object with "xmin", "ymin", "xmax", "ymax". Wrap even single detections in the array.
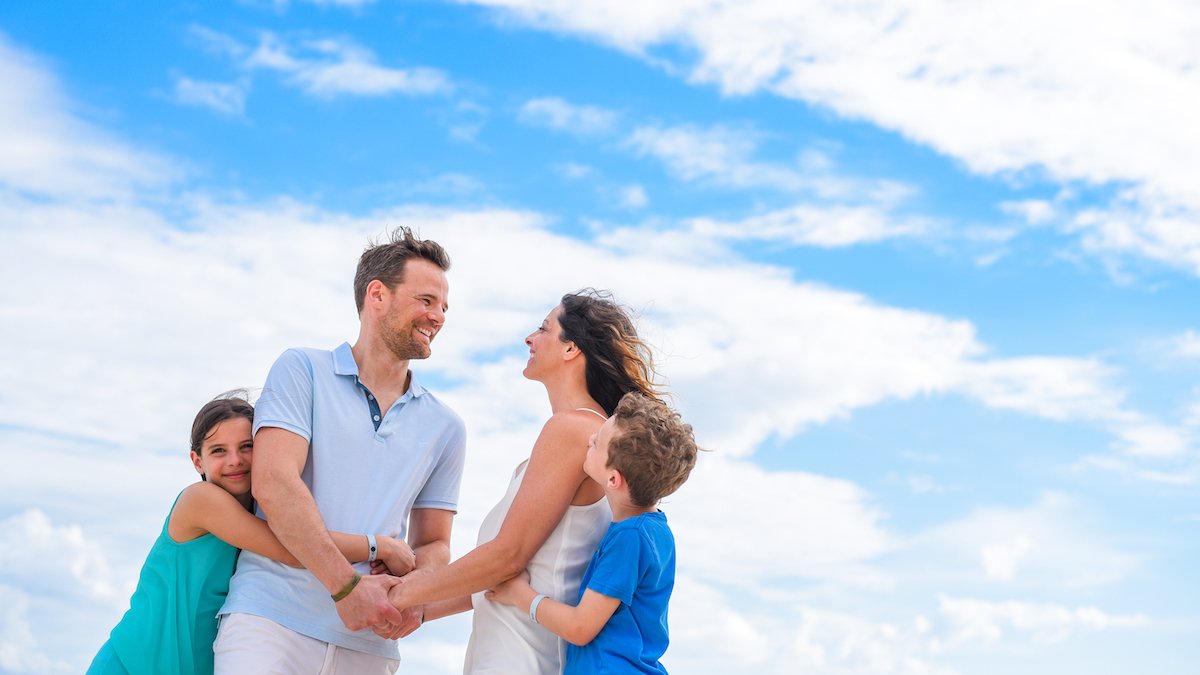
[
  {"xmin": 190, "ymin": 392, "xmax": 254, "ymax": 479},
  {"xmin": 558, "ymin": 289, "xmax": 661, "ymax": 415}
]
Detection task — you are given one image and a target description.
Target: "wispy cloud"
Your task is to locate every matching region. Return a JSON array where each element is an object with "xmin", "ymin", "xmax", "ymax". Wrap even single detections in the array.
[
  {"xmin": 245, "ymin": 32, "xmax": 452, "ymax": 98},
  {"xmin": 691, "ymin": 203, "xmax": 928, "ymax": 247},
  {"xmin": 172, "ymin": 75, "xmax": 248, "ymax": 115},
  {"xmin": 518, "ymin": 96, "xmax": 619, "ymax": 135},
  {"xmin": 0, "ymin": 34, "xmax": 176, "ymax": 201},
  {"xmin": 470, "ymin": 0, "xmax": 1200, "ymax": 275},
  {"xmin": 938, "ymin": 595, "xmax": 1149, "ymax": 647}
]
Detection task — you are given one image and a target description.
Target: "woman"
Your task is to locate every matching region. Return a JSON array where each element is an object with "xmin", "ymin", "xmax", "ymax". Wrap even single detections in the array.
[{"xmin": 383, "ymin": 289, "xmax": 660, "ymax": 673}]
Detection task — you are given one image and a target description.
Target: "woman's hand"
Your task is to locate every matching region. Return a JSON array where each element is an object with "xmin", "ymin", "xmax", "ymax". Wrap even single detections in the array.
[
  {"xmin": 485, "ymin": 569, "xmax": 533, "ymax": 608},
  {"xmin": 370, "ymin": 535, "xmax": 417, "ymax": 576}
]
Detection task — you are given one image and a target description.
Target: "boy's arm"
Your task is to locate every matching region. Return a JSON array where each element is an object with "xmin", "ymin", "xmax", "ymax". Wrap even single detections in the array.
[
  {"xmin": 527, "ymin": 590, "xmax": 621, "ymax": 647},
  {"xmin": 488, "ymin": 577, "xmax": 621, "ymax": 647}
]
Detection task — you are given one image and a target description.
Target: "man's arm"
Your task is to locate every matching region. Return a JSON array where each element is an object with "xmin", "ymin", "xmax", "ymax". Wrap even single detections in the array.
[
  {"xmin": 374, "ymin": 507, "xmax": 454, "ymax": 639},
  {"xmin": 252, "ymin": 426, "xmax": 404, "ymax": 631}
]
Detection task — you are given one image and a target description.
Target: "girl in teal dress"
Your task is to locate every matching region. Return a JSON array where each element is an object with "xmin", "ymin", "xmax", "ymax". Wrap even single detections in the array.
[{"xmin": 86, "ymin": 394, "xmax": 415, "ymax": 675}]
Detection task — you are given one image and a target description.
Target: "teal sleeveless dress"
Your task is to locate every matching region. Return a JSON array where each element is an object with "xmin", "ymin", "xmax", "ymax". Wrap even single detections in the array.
[{"xmin": 87, "ymin": 493, "xmax": 240, "ymax": 675}]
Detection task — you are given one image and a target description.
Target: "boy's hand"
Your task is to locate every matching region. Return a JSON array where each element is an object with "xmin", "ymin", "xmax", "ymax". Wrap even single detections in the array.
[{"xmin": 485, "ymin": 569, "xmax": 533, "ymax": 608}]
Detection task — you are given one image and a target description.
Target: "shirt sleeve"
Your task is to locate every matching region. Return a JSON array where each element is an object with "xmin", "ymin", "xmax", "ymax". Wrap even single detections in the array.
[
  {"xmin": 584, "ymin": 527, "xmax": 643, "ymax": 605},
  {"xmin": 413, "ymin": 412, "xmax": 467, "ymax": 511},
  {"xmin": 252, "ymin": 348, "xmax": 314, "ymax": 441}
]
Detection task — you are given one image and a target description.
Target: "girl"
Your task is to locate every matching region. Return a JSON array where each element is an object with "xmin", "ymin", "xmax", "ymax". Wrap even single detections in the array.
[{"xmin": 87, "ymin": 394, "xmax": 414, "ymax": 674}]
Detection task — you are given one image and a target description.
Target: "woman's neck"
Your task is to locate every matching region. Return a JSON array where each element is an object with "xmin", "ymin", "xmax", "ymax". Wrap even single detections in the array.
[{"xmin": 542, "ymin": 373, "xmax": 601, "ymax": 415}]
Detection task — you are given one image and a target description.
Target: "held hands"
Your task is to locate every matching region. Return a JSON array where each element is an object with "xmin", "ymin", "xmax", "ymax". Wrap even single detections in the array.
[
  {"xmin": 335, "ymin": 573, "xmax": 404, "ymax": 632},
  {"xmin": 484, "ymin": 569, "xmax": 533, "ymax": 608},
  {"xmin": 370, "ymin": 574, "xmax": 427, "ymax": 640},
  {"xmin": 369, "ymin": 535, "xmax": 417, "ymax": 577}
]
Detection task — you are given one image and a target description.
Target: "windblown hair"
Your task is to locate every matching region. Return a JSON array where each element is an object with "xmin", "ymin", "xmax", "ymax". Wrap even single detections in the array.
[
  {"xmin": 606, "ymin": 393, "xmax": 698, "ymax": 508},
  {"xmin": 353, "ymin": 226, "xmax": 452, "ymax": 314},
  {"xmin": 557, "ymin": 289, "xmax": 660, "ymax": 415},
  {"xmin": 189, "ymin": 392, "xmax": 255, "ymax": 480}
]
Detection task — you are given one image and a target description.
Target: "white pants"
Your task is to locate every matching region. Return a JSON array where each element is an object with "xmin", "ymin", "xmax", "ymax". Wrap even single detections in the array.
[{"xmin": 214, "ymin": 613, "xmax": 400, "ymax": 675}]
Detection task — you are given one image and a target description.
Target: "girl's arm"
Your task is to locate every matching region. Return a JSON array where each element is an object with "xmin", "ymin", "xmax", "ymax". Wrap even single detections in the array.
[
  {"xmin": 486, "ymin": 573, "xmax": 619, "ymax": 646},
  {"xmin": 169, "ymin": 481, "xmax": 415, "ymax": 573},
  {"xmin": 387, "ymin": 411, "xmax": 600, "ymax": 609}
]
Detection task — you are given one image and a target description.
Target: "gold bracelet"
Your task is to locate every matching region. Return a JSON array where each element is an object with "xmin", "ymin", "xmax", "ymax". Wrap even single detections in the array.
[{"xmin": 331, "ymin": 573, "xmax": 362, "ymax": 602}]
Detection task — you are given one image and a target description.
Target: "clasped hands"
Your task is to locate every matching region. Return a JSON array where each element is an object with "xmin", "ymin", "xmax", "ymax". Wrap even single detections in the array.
[{"xmin": 334, "ymin": 537, "xmax": 425, "ymax": 640}]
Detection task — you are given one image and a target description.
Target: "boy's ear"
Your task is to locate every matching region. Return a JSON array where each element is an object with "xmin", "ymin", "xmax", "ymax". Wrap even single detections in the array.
[{"xmin": 608, "ymin": 467, "xmax": 626, "ymax": 491}]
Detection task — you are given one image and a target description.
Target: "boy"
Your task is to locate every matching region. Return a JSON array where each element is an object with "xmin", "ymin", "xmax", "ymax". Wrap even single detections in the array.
[{"xmin": 486, "ymin": 392, "xmax": 699, "ymax": 674}]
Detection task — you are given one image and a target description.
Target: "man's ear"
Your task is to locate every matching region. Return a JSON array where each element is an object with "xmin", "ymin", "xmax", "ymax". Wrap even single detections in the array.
[{"xmin": 366, "ymin": 279, "xmax": 389, "ymax": 307}]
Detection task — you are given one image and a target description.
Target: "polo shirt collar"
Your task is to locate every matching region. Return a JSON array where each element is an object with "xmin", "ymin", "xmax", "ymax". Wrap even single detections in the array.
[{"xmin": 332, "ymin": 342, "xmax": 428, "ymax": 398}]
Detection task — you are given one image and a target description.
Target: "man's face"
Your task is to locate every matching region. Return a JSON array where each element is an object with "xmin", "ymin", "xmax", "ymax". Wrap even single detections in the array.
[{"xmin": 379, "ymin": 259, "xmax": 449, "ymax": 361}]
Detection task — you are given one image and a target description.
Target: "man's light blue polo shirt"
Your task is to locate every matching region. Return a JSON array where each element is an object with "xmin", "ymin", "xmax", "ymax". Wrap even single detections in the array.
[{"xmin": 220, "ymin": 342, "xmax": 466, "ymax": 658}]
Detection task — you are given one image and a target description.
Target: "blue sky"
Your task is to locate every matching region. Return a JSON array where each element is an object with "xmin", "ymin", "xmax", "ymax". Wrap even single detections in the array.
[{"xmin": 2, "ymin": 1, "xmax": 1199, "ymax": 673}]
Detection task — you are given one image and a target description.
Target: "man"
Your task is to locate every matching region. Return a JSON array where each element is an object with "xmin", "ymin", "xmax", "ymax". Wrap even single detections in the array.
[{"xmin": 215, "ymin": 228, "xmax": 466, "ymax": 674}]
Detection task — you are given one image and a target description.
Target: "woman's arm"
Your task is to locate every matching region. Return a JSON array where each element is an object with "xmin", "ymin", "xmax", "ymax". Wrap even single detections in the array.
[
  {"xmin": 169, "ymin": 482, "xmax": 413, "ymax": 570},
  {"xmin": 387, "ymin": 412, "xmax": 599, "ymax": 609}
]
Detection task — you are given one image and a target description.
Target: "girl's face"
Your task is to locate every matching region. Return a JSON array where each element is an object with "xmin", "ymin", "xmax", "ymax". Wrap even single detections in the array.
[
  {"xmin": 523, "ymin": 305, "xmax": 567, "ymax": 381},
  {"xmin": 190, "ymin": 417, "xmax": 253, "ymax": 506}
]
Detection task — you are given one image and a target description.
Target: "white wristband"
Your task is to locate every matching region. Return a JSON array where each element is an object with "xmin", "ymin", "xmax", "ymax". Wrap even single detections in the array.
[
  {"xmin": 366, "ymin": 534, "xmax": 378, "ymax": 563},
  {"xmin": 529, "ymin": 593, "xmax": 549, "ymax": 624}
]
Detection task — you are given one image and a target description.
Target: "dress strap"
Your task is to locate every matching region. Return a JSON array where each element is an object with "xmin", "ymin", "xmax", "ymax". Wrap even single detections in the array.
[{"xmin": 574, "ymin": 407, "xmax": 607, "ymax": 420}]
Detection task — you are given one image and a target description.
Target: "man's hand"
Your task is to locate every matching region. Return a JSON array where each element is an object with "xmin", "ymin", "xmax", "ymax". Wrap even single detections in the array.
[
  {"xmin": 335, "ymin": 574, "xmax": 404, "ymax": 631},
  {"xmin": 369, "ymin": 535, "xmax": 416, "ymax": 577},
  {"xmin": 372, "ymin": 604, "xmax": 425, "ymax": 640}
]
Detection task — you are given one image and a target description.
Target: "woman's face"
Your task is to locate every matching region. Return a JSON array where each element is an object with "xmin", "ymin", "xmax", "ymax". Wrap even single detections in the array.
[{"xmin": 523, "ymin": 304, "xmax": 566, "ymax": 380}]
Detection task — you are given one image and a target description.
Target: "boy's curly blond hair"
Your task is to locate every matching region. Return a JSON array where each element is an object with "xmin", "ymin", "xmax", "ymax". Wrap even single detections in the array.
[{"xmin": 606, "ymin": 393, "xmax": 698, "ymax": 508}]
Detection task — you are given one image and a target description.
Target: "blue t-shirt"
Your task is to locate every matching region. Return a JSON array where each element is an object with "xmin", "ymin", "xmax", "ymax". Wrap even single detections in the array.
[{"xmin": 565, "ymin": 511, "xmax": 675, "ymax": 675}]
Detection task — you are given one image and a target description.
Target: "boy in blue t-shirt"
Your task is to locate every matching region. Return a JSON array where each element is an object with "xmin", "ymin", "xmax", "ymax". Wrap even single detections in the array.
[{"xmin": 487, "ymin": 392, "xmax": 699, "ymax": 674}]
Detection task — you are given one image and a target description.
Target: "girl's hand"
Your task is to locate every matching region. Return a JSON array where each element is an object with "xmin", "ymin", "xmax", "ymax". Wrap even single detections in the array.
[
  {"xmin": 485, "ymin": 569, "xmax": 533, "ymax": 608},
  {"xmin": 371, "ymin": 535, "xmax": 417, "ymax": 576}
]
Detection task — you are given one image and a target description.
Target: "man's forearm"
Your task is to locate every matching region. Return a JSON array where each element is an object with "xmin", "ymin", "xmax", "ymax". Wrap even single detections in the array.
[
  {"xmin": 259, "ymin": 473, "xmax": 356, "ymax": 593},
  {"xmin": 412, "ymin": 539, "xmax": 451, "ymax": 571}
]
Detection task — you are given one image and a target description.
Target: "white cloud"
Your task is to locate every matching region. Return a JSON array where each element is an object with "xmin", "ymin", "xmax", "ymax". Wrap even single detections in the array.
[
  {"xmin": 691, "ymin": 203, "xmax": 928, "ymax": 247},
  {"xmin": 0, "ymin": 510, "xmax": 122, "ymax": 601},
  {"xmin": 625, "ymin": 124, "xmax": 821, "ymax": 193},
  {"xmin": 1001, "ymin": 199, "xmax": 1057, "ymax": 226},
  {"xmin": 518, "ymin": 96, "xmax": 618, "ymax": 135},
  {"xmin": 467, "ymin": 0, "xmax": 1200, "ymax": 274},
  {"xmin": 938, "ymin": 595, "xmax": 1149, "ymax": 647},
  {"xmin": 0, "ymin": 33, "xmax": 176, "ymax": 201},
  {"xmin": 915, "ymin": 494, "xmax": 1141, "ymax": 589},
  {"xmin": 617, "ymin": 184, "xmax": 648, "ymax": 209},
  {"xmin": 236, "ymin": 31, "xmax": 452, "ymax": 98},
  {"xmin": 1167, "ymin": 330, "xmax": 1200, "ymax": 360},
  {"xmin": 0, "ymin": 588, "xmax": 56, "ymax": 674},
  {"xmin": 671, "ymin": 456, "xmax": 894, "ymax": 587},
  {"xmin": 172, "ymin": 75, "xmax": 247, "ymax": 115},
  {"xmin": 980, "ymin": 536, "xmax": 1034, "ymax": 581}
]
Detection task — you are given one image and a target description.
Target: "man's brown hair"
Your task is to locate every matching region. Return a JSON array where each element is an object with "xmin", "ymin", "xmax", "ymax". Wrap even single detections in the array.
[
  {"xmin": 606, "ymin": 393, "xmax": 698, "ymax": 508},
  {"xmin": 353, "ymin": 227, "xmax": 451, "ymax": 314}
]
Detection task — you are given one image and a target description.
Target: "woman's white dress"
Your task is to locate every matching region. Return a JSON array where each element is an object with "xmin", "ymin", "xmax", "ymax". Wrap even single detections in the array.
[{"xmin": 462, "ymin": 438, "xmax": 612, "ymax": 674}]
